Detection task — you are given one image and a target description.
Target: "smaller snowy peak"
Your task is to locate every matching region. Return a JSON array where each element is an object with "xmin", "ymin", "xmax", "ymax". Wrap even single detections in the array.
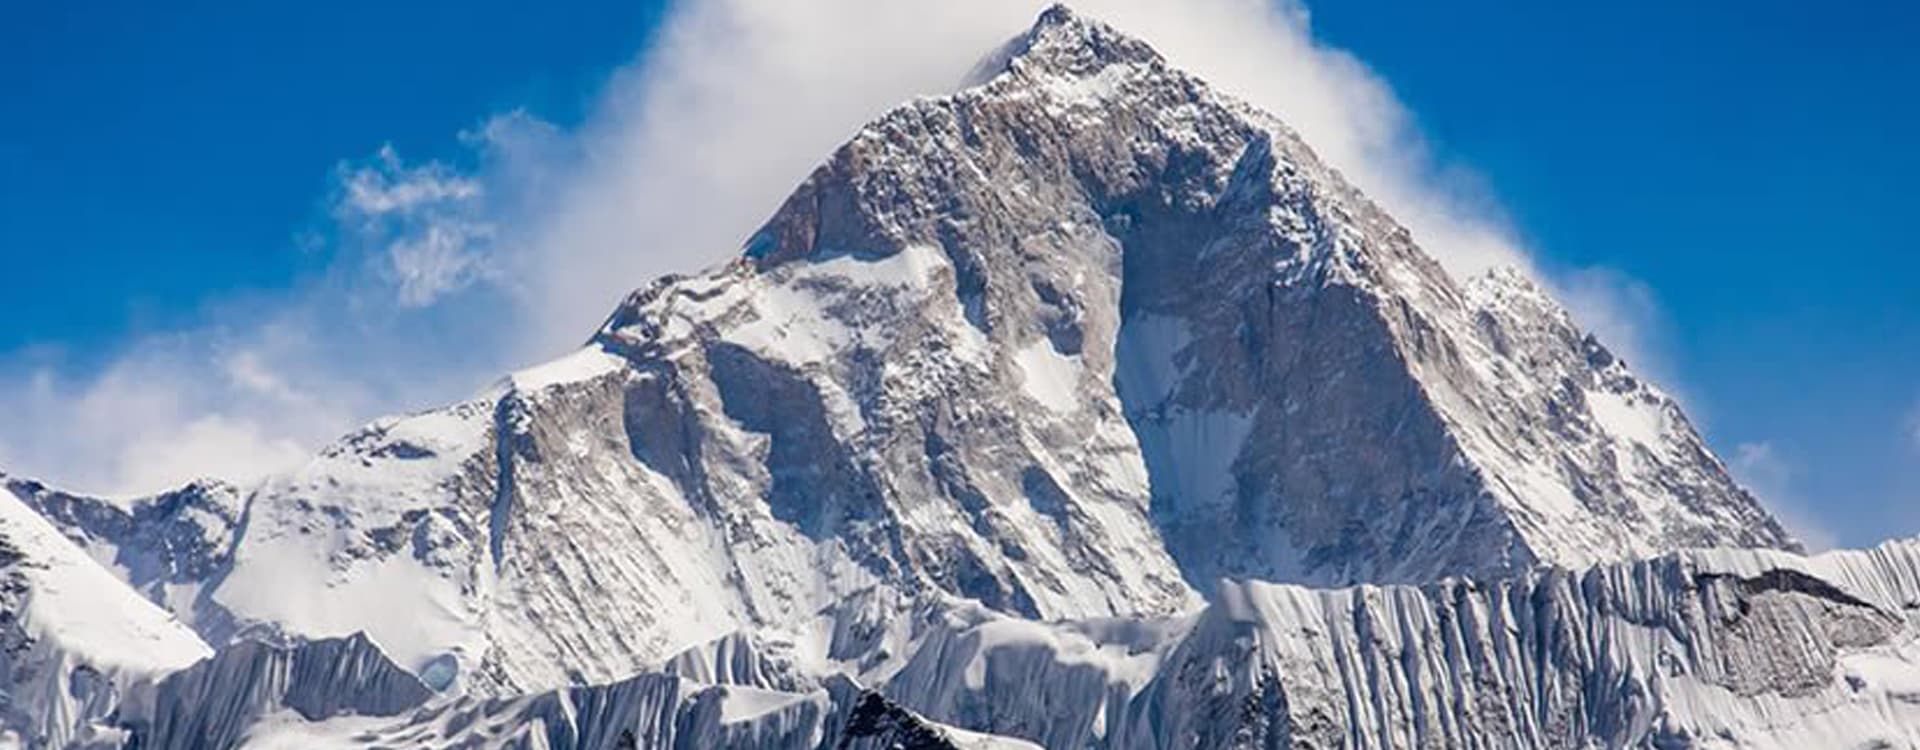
[
  {"xmin": 210, "ymin": 397, "xmax": 500, "ymax": 681},
  {"xmin": 0, "ymin": 491, "xmax": 212, "ymax": 748},
  {"xmin": 0, "ymin": 495, "xmax": 211, "ymax": 672},
  {"xmin": 4, "ymin": 475, "xmax": 244, "ymax": 623}
]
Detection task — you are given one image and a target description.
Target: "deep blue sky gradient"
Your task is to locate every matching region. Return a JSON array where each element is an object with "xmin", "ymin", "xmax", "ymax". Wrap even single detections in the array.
[
  {"xmin": 1, "ymin": 0, "xmax": 664, "ymax": 352},
  {"xmin": 2, "ymin": 0, "xmax": 1915, "ymax": 542}
]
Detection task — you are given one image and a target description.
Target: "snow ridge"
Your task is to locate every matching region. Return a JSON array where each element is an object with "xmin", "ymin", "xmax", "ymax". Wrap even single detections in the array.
[{"xmin": 123, "ymin": 537, "xmax": 1920, "ymax": 749}]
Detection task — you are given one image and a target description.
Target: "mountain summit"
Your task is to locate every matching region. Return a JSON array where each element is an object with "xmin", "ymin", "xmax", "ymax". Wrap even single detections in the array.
[
  {"xmin": 616, "ymin": 0, "xmax": 1793, "ymax": 595},
  {"xmin": 146, "ymin": 1, "xmax": 1791, "ymax": 692},
  {"xmin": 8, "ymin": 8, "xmax": 1906, "ymax": 750}
]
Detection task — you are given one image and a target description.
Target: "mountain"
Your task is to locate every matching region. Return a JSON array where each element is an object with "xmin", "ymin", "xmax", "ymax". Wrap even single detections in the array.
[
  {"xmin": 3, "ymin": 6, "xmax": 1911, "ymax": 749},
  {"xmin": 0, "ymin": 477, "xmax": 211, "ymax": 748}
]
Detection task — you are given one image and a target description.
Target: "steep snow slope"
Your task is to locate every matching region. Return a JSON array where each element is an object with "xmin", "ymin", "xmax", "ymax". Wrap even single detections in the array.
[{"xmin": 0, "ymin": 489, "xmax": 211, "ymax": 748}]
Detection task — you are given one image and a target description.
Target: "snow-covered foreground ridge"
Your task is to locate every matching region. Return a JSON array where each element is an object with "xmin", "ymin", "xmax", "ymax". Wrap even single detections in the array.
[
  {"xmin": 2, "ymin": 5, "xmax": 1908, "ymax": 748},
  {"xmin": 5, "ymin": 498, "xmax": 1919, "ymax": 749}
]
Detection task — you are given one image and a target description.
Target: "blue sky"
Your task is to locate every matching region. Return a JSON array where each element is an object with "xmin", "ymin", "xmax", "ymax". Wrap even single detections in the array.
[
  {"xmin": 2, "ymin": 0, "xmax": 1915, "ymax": 545},
  {"xmin": 1, "ymin": 0, "xmax": 663, "ymax": 353}
]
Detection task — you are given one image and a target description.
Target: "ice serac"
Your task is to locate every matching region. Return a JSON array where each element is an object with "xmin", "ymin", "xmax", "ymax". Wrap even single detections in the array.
[
  {"xmin": 197, "ymin": 537, "xmax": 1920, "ymax": 749},
  {"xmin": 120, "ymin": 633, "xmax": 434, "ymax": 750},
  {"xmin": 883, "ymin": 538, "xmax": 1920, "ymax": 750}
]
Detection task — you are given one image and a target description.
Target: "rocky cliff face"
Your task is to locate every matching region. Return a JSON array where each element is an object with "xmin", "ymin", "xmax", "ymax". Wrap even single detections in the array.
[{"xmin": 0, "ymin": 6, "xmax": 1882, "ymax": 749}]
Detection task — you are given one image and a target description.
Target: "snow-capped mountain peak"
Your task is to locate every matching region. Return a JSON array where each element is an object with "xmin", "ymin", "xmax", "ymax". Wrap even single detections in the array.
[
  {"xmin": 5, "ymin": 7, "xmax": 1892, "ymax": 749},
  {"xmin": 65, "ymin": 1, "xmax": 1799, "ymax": 693}
]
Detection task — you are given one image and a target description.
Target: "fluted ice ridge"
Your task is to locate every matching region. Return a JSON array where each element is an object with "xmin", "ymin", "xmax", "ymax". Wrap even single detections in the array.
[{"xmin": 237, "ymin": 538, "xmax": 1920, "ymax": 748}]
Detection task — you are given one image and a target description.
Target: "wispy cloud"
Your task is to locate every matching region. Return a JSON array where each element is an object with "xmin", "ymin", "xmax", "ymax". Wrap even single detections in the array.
[
  {"xmin": 338, "ymin": 145, "xmax": 482, "ymax": 216},
  {"xmin": 1729, "ymin": 441, "xmax": 1836, "ymax": 552},
  {"xmin": 334, "ymin": 145, "xmax": 497, "ymax": 307},
  {"xmin": 0, "ymin": 0, "xmax": 1675, "ymax": 496},
  {"xmin": 0, "ymin": 329, "xmax": 359, "ymax": 495}
]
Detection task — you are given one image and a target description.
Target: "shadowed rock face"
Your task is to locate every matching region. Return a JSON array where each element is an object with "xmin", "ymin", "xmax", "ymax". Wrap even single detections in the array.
[{"xmin": 837, "ymin": 691, "xmax": 973, "ymax": 750}]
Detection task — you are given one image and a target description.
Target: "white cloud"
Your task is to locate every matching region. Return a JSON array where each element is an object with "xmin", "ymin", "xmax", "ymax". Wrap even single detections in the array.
[
  {"xmin": 0, "ymin": 333, "xmax": 359, "ymax": 496},
  {"xmin": 338, "ymin": 145, "xmax": 482, "ymax": 217},
  {"xmin": 114, "ymin": 416, "xmax": 314, "ymax": 499},
  {"xmin": 0, "ymin": 0, "xmax": 1675, "ymax": 497},
  {"xmin": 334, "ymin": 146, "xmax": 498, "ymax": 307},
  {"xmin": 383, "ymin": 221, "xmax": 495, "ymax": 307},
  {"xmin": 1728, "ymin": 441, "xmax": 1836, "ymax": 552}
]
